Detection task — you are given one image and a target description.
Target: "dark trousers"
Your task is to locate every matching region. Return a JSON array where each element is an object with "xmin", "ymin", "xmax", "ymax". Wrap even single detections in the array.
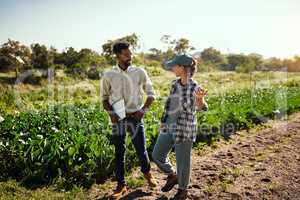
[{"xmin": 112, "ymin": 117, "xmax": 150, "ymax": 185}]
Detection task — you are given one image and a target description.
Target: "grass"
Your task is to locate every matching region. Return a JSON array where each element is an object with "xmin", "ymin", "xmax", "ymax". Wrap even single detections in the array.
[
  {"xmin": 126, "ymin": 176, "xmax": 146, "ymax": 189},
  {"xmin": 0, "ymin": 179, "xmax": 87, "ymax": 200}
]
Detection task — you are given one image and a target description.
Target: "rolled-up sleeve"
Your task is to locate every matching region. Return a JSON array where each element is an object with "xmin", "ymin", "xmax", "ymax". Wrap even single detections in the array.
[
  {"xmin": 141, "ymin": 69, "xmax": 156, "ymax": 99},
  {"xmin": 100, "ymin": 74, "xmax": 111, "ymax": 101}
]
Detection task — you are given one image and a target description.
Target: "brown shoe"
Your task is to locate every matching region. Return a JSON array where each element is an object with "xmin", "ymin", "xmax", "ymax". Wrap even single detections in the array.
[
  {"xmin": 143, "ymin": 172, "xmax": 158, "ymax": 187},
  {"xmin": 161, "ymin": 173, "xmax": 178, "ymax": 192},
  {"xmin": 111, "ymin": 184, "xmax": 127, "ymax": 199},
  {"xmin": 172, "ymin": 189, "xmax": 188, "ymax": 200}
]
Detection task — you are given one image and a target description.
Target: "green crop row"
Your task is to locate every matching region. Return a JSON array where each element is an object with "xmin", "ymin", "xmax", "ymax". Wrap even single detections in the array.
[{"xmin": 0, "ymin": 81, "xmax": 300, "ymax": 188}]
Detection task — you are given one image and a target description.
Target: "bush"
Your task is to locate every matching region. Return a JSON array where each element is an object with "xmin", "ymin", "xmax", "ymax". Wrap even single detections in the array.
[
  {"xmin": 87, "ymin": 67, "xmax": 104, "ymax": 80},
  {"xmin": 53, "ymin": 64, "xmax": 66, "ymax": 70},
  {"xmin": 65, "ymin": 63, "xmax": 88, "ymax": 78}
]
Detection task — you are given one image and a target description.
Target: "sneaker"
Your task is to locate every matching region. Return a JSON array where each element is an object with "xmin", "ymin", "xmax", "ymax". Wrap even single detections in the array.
[
  {"xmin": 172, "ymin": 189, "xmax": 188, "ymax": 200},
  {"xmin": 111, "ymin": 184, "xmax": 127, "ymax": 199},
  {"xmin": 143, "ymin": 172, "xmax": 158, "ymax": 187},
  {"xmin": 161, "ymin": 173, "xmax": 178, "ymax": 192}
]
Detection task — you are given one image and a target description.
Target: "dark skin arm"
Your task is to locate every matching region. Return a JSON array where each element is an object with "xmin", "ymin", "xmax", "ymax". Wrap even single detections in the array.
[
  {"xmin": 133, "ymin": 96, "xmax": 155, "ymax": 120},
  {"xmin": 102, "ymin": 99, "xmax": 119, "ymax": 123}
]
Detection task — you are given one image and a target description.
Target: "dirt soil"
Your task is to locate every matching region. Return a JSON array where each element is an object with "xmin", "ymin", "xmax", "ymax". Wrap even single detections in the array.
[{"xmin": 89, "ymin": 112, "xmax": 300, "ymax": 200}]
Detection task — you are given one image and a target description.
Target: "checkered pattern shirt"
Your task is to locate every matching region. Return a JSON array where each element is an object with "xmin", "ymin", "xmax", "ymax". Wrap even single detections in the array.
[{"xmin": 161, "ymin": 78, "xmax": 208, "ymax": 143}]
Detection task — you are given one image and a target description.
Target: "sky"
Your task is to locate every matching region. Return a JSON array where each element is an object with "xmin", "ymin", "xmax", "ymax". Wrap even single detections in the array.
[{"xmin": 0, "ymin": 0, "xmax": 299, "ymax": 59}]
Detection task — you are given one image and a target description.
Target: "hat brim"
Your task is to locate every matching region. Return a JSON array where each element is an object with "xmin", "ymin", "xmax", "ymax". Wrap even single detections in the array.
[{"xmin": 163, "ymin": 60, "xmax": 176, "ymax": 71}]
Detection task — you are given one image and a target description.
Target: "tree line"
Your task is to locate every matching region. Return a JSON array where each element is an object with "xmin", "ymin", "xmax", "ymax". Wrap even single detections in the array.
[{"xmin": 0, "ymin": 33, "xmax": 299, "ymax": 80}]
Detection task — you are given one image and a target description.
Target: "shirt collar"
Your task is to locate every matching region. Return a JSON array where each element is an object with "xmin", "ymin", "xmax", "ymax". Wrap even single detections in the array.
[
  {"xmin": 175, "ymin": 78, "xmax": 193, "ymax": 87},
  {"xmin": 112, "ymin": 65, "xmax": 134, "ymax": 72}
]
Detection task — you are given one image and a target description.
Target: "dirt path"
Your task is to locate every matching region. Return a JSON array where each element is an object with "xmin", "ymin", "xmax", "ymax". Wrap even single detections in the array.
[{"xmin": 89, "ymin": 112, "xmax": 300, "ymax": 200}]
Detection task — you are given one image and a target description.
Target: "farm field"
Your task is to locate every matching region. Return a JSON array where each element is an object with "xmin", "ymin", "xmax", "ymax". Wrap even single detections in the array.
[{"xmin": 0, "ymin": 70, "xmax": 300, "ymax": 199}]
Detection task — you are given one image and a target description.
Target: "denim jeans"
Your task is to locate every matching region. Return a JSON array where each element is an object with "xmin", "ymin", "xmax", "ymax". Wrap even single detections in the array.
[
  {"xmin": 112, "ymin": 117, "xmax": 150, "ymax": 185},
  {"xmin": 152, "ymin": 128, "xmax": 193, "ymax": 190}
]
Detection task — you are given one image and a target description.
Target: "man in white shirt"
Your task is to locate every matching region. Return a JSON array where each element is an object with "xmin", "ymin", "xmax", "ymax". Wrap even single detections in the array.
[{"xmin": 101, "ymin": 42, "xmax": 157, "ymax": 199}]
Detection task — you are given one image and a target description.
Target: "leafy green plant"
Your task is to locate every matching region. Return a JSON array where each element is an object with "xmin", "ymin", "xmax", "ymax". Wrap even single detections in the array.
[{"xmin": 0, "ymin": 81, "xmax": 300, "ymax": 187}]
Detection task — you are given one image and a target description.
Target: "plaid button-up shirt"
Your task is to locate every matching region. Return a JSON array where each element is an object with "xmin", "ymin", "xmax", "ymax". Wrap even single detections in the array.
[{"xmin": 161, "ymin": 78, "xmax": 208, "ymax": 143}]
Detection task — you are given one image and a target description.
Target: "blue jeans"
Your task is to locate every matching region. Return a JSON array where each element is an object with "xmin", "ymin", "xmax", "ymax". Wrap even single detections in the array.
[
  {"xmin": 112, "ymin": 117, "xmax": 150, "ymax": 185},
  {"xmin": 152, "ymin": 128, "xmax": 193, "ymax": 190}
]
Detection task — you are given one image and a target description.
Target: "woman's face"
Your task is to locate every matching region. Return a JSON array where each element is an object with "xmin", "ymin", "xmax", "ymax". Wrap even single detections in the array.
[{"xmin": 171, "ymin": 65, "xmax": 186, "ymax": 77}]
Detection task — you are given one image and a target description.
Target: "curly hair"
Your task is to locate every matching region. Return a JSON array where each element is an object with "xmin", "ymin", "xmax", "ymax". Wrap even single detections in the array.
[{"xmin": 112, "ymin": 42, "xmax": 130, "ymax": 55}]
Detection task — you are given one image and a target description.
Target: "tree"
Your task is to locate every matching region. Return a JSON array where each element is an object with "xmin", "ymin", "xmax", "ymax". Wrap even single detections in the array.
[
  {"xmin": 60, "ymin": 47, "xmax": 79, "ymax": 68},
  {"xmin": 173, "ymin": 38, "xmax": 195, "ymax": 54},
  {"xmin": 159, "ymin": 35, "xmax": 195, "ymax": 61},
  {"xmin": 200, "ymin": 47, "xmax": 225, "ymax": 64},
  {"xmin": 160, "ymin": 35, "xmax": 195, "ymax": 54},
  {"xmin": 283, "ymin": 55, "xmax": 300, "ymax": 72},
  {"xmin": 292, "ymin": 55, "xmax": 300, "ymax": 72},
  {"xmin": 146, "ymin": 48, "xmax": 163, "ymax": 61},
  {"xmin": 78, "ymin": 48, "xmax": 106, "ymax": 67},
  {"xmin": 227, "ymin": 54, "xmax": 255, "ymax": 72},
  {"xmin": 264, "ymin": 57, "xmax": 283, "ymax": 71},
  {"xmin": 248, "ymin": 53, "xmax": 264, "ymax": 70},
  {"xmin": 0, "ymin": 39, "xmax": 31, "ymax": 77},
  {"xmin": 30, "ymin": 43, "xmax": 53, "ymax": 69}
]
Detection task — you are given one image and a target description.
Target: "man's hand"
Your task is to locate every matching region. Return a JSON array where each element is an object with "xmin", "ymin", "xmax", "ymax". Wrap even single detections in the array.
[
  {"xmin": 134, "ymin": 96, "xmax": 154, "ymax": 120},
  {"xmin": 103, "ymin": 100, "xmax": 119, "ymax": 123},
  {"xmin": 109, "ymin": 112, "xmax": 119, "ymax": 124},
  {"xmin": 133, "ymin": 108, "xmax": 146, "ymax": 120}
]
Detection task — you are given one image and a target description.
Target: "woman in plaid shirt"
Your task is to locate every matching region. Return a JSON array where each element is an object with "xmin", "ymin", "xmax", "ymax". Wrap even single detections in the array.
[{"xmin": 152, "ymin": 54, "xmax": 208, "ymax": 200}]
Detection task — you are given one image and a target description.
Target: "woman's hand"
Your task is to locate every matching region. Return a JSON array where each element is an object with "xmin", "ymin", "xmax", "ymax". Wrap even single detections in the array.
[
  {"xmin": 194, "ymin": 87, "xmax": 208, "ymax": 98},
  {"xmin": 195, "ymin": 87, "xmax": 208, "ymax": 111},
  {"xmin": 159, "ymin": 123, "xmax": 166, "ymax": 134},
  {"xmin": 160, "ymin": 123, "xmax": 165, "ymax": 129}
]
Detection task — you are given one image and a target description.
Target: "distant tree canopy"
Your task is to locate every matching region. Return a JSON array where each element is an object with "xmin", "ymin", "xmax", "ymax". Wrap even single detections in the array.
[
  {"xmin": 0, "ymin": 35, "xmax": 299, "ymax": 78},
  {"xmin": 200, "ymin": 47, "xmax": 225, "ymax": 64},
  {"xmin": 145, "ymin": 35, "xmax": 195, "ymax": 63},
  {"xmin": 0, "ymin": 39, "xmax": 31, "ymax": 77},
  {"xmin": 31, "ymin": 43, "xmax": 54, "ymax": 69}
]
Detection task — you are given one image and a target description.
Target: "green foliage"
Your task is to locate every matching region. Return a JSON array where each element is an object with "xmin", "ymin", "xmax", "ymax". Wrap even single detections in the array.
[
  {"xmin": 226, "ymin": 54, "xmax": 256, "ymax": 73},
  {"xmin": 1, "ymin": 37, "xmax": 298, "ymax": 77},
  {"xmin": 143, "ymin": 60, "xmax": 163, "ymax": 76},
  {"xmin": 200, "ymin": 47, "xmax": 225, "ymax": 64},
  {"xmin": 0, "ymin": 39, "xmax": 31, "ymax": 77},
  {"xmin": 196, "ymin": 59, "xmax": 220, "ymax": 72},
  {"xmin": 60, "ymin": 47, "xmax": 108, "ymax": 77},
  {"xmin": 235, "ymin": 61, "xmax": 256, "ymax": 73},
  {"xmin": 1, "ymin": 82, "xmax": 300, "ymax": 187},
  {"xmin": 0, "ymin": 85, "xmax": 16, "ymax": 116},
  {"xmin": 159, "ymin": 35, "xmax": 193, "ymax": 59},
  {"xmin": 173, "ymin": 38, "xmax": 195, "ymax": 54},
  {"xmin": 31, "ymin": 44, "xmax": 54, "ymax": 69},
  {"xmin": 87, "ymin": 67, "xmax": 104, "ymax": 80},
  {"xmin": 0, "ymin": 105, "xmax": 115, "ymax": 186}
]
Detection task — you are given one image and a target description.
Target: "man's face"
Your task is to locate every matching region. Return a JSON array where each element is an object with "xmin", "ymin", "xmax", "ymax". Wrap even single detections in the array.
[{"xmin": 117, "ymin": 48, "xmax": 132, "ymax": 67}]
